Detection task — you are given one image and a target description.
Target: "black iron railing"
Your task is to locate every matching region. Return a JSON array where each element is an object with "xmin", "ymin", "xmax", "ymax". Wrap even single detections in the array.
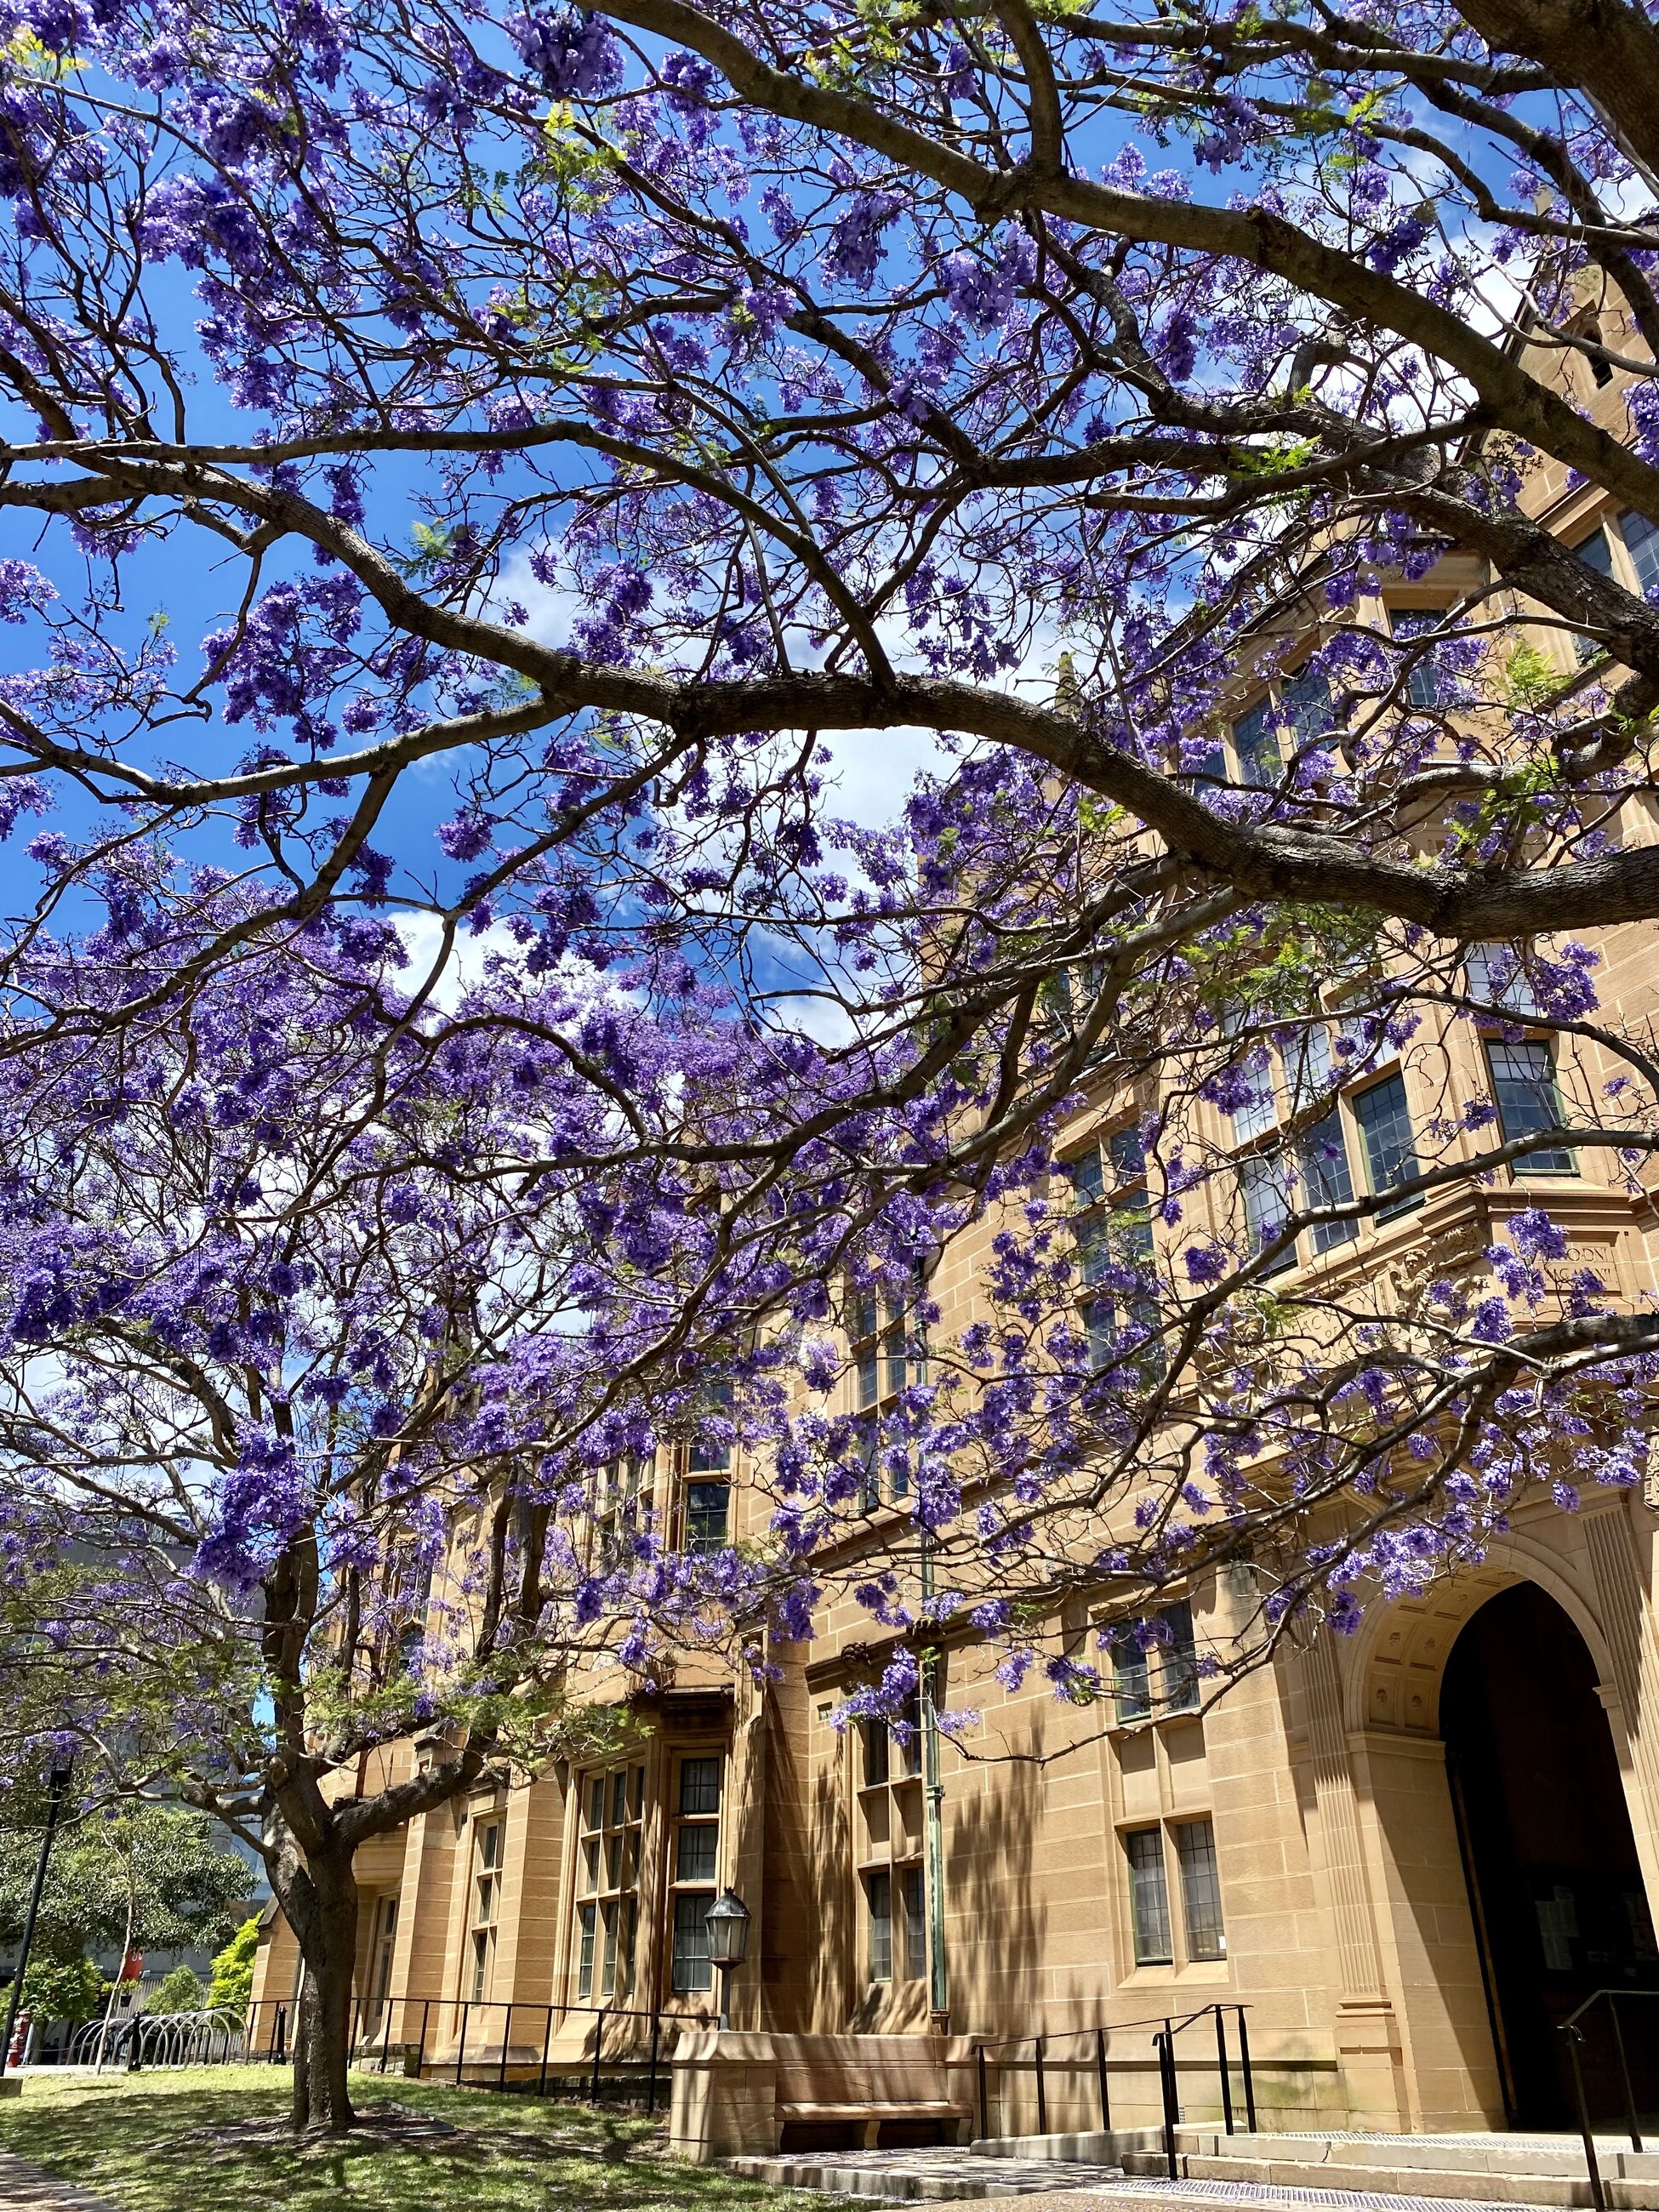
[
  {"xmin": 970, "ymin": 2002, "xmax": 1254, "ymax": 2176},
  {"xmin": 1560, "ymin": 1988, "xmax": 1659, "ymax": 2212},
  {"xmin": 243, "ymin": 1994, "xmax": 678, "ymax": 2113}
]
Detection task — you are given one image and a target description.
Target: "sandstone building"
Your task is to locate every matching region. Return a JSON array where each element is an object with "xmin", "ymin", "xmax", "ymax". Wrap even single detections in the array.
[{"xmin": 251, "ymin": 334, "xmax": 1659, "ymax": 2159}]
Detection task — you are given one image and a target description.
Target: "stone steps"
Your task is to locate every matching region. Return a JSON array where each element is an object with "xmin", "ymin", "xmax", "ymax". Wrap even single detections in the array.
[
  {"xmin": 1110, "ymin": 2129, "xmax": 1659, "ymax": 2211},
  {"xmin": 723, "ymin": 2151, "xmax": 1584, "ymax": 2210},
  {"xmin": 727, "ymin": 2126, "xmax": 1659, "ymax": 2209}
]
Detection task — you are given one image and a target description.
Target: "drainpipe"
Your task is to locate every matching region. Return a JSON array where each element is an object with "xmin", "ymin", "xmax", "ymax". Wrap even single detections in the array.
[{"xmin": 920, "ymin": 1531, "xmax": 949, "ymax": 2030}]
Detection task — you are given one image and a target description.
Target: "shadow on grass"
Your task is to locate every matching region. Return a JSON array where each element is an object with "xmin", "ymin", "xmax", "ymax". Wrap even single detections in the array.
[{"xmin": 0, "ymin": 2068, "xmax": 818, "ymax": 2212}]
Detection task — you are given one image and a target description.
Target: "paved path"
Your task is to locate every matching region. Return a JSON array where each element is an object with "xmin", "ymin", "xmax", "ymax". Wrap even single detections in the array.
[{"xmin": 0, "ymin": 2150, "xmax": 123, "ymax": 2212}]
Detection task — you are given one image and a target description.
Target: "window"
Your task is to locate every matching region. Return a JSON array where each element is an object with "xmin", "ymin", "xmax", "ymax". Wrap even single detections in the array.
[
  {"xmin": 901, "ymin": 1865, "xmax": 927, "ymax": 1982},
  {"xmin": 368, "ymin": 1896, "xmax": 398, "ymax": 2029},
  {"xmin": 1229, "ymin": 665, "xmax": 1330, "ymax": 788},
  {"xmin": 895, "ymin": 1689, "xmax": 924, "ymax": 1780},
  {"xmin": 1623, "ymin": 509, "xmax": 1659, "ymax": 600},
  {"xmin": 1160, "ymin": 1600, "xmax": 1200, "ymax": 1713},
  {"xmin": 1233, "ymin": 698, "xmax": 1280, "ymax": 789},
  {"xmin": 685, "ymin": 1479, "xmax": 730, "ymax": 1554},
  {"xmin": 1109, "ymin": 1601, "xmax": 1196, "ymax": 1720},
  {"xmin": 1240, "ymin": 1150, "xmax": 1297, "ymax": 1277},
  {"xmin": 1180, "ymin": 734, "xmax": 1228, "ymax": 786},
  {"xmin": 1354, "ymin": 1072, "xmax": 1421, "ymax": 1217},
  {"xmin": 1126, "ymin": 1829, "xmax": 1173, "ymax": 1964},
  {"xmin": 1298, "ymin": 1108, "xmax": 1359, "ymax": 1254},
  {"xmin": 867, "ymin": 1868, "xmax": 893, "ymax": 1982},
  {"xmin": 596, "ymin": 1456, "xmax": 650, "ymax": 1569},
  {"xmin": 1176, "ymin": 1820, "xmax": 1227, "ymax": 1960},
  {"xmin": 684, "ymin": 1382, "xmax": 732, "ymax": 1552},
  {"xmin": 1466, "ymin": 943, "xmax": 1539, "ymax": 1018},
  {"xmin": 1126, "ymin": 1820, "xmax": 1227, "ymax": 1968},
  {"xmin": 862, "ymin": 1717, "xmax": 890, "ymax": 1788},
  {"xmin": 1069, "ymin": 1126, "xmax": 1162, "ymax": 1383},
  {"xmin": 1110, "ymin": 1628, "xmax": 1152, "ymax": 1723},
  {"xmin": 860, "ymin": 1700, "xmax": 922, "ymax": 1788},
  {"xmin": 669, "ymin": 1754, "xmax": 723, "ymax": 1993},
  {"xmin": 575, "ymin": 1763, "xmax": 643, "ymax": 2001},
  {"xmin": 1486, "ymin": 1040, "xmax": 1575, "ymax": 1175},
  {"xmin": 676, "ymin": 1817, "xmax": 719, "ymax": 1883},
  {"xmin": 689, "ymin": 1379, "xmax": 733, "ymax": 1473},
  {"xmin": 848, "ymin": 1277, "xmax": 927, "ymax": 1507},
  {"xmin": 1389, "ymin": 608, "xmax": 1443, "ymax": 708},
  {"xmin": 672, "ymin": 1894, "xmax": 712, "ymax": 1996},
  {"xmin": 1281, "ymin": 665, "xmax": 1331, "ymax": 746},
  {"xmin": 468, "ymin": 1818, "xmax": 504, "ymax": 2003},
  {"xmin": 854, "ymin": 1687, "xmax": 926, "ymax": 1986},
  {"xmin": 1572, "ymin": 528, "xmax": 1614, "ymax": 659},
  {"xmin": 577, "ymin": 1901, "xmax": 597, "ymax": 1997}
]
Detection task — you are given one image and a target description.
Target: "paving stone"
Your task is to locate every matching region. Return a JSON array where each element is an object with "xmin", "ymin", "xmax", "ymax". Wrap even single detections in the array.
[
  {"xmin": 725, "ymin": 2148, "xmax": 1129, "ymax": 2200},
  {"xmin": 0, "ymin": 2150, "xmax": 124, "ymax": 2212}
]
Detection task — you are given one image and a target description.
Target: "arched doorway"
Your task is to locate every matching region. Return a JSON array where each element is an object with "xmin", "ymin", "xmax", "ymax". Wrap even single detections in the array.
[{"xmin": 1441, "ymin": 1582, "xmax": 1659, "ymax": 2128}]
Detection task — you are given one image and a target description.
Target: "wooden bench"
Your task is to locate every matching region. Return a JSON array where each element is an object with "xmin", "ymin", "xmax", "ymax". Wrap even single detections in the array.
[{"xmin": 777, "ymin": 2097, "xmax": 972, "ymax": 2151}]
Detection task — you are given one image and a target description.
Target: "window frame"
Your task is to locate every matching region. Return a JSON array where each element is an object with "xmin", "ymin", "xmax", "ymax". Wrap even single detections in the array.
[
  {"xmin": 866, "ymin": 1867, "xmax": 894, "ymax": 1984},
  {"xmin": 594, "ymin": 1454, "xmax": 652, "ymax": 1571},
  {"xmin": 466, "ymin": 1813, "xmax": 505, "ymax": 2005},
  {"xmin": 667, "ymin": 1751, "xmax": 725, "ymax": 1996},
  {"xmin": 1222, "ymin": 1024, "xmax": 1368, "ymax": 1275},
  {"xmin": 1107, "ymin": 1599, "xmax": 1200, "ymax": 1726},
  {"xmin": 847, "ymin": 1273, "xmax": 928, "ymax": 1509},
  {"xmin": 1121, "ymin": 1815, "xmax": 1229, "ymax": 1973},
  {"xmin": 1387, "ymin": 605, "xmax": 1447, "ymax": 709},
  {"xmin": 1125, "ymin": 1826, "xmax": 1174, "ymax": 1966},
  {"xmin": 852, "ymin": 1683, "xmax": 928, "ymax": 1991},
  {"xmin": 573, "ymin": 1759, "xmax": 645, "ymax": 2004},
  {"xmin": 1176, "ymin": 1818, "xmax": 1227, "ymax": 1963},
  {"xmin": 1067, "ymin": 1124, "xmax": 1163, "ymax": 1385},
  {"xmin": 1228, "ymin": 661, "xmax": 1332, "ymax": 788},
  {"xmin": 1352, "ymin": 1067, "xmax": 1422, "ymax": 1221},
  {"xmin": 683, "ymin": 1383, "xmax": 734, "ymax": 1554},
  {"xmin": 1484, "ymin": 1036, "xmax": 1576, "ymax": 1178}
]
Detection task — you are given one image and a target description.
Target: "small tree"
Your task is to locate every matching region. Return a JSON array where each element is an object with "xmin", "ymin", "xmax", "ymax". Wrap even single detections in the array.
[
  {"xmin": 0, "ymin": 932, "xmax": 766, "ymax": 2130},
  {"xmin": 3, "ymin": 1955, "xmax": 102, "ymax": 2030},
  {"xmin": 0, "ymin": 1804, "xmax": 253, "ymax": 1978},
  {"xmin": 143, "ymin": 1964, "xmax": 205, "ymax": 2017}
]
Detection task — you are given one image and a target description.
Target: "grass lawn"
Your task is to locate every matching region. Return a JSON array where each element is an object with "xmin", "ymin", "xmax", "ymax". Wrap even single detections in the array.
[{"xmin": 0, "ymin": 2066, "xmax": 822, "ymax": 2212}]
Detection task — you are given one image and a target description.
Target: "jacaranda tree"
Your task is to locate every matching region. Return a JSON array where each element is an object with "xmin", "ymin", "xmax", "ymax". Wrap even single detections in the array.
[
  {"xmin": 0, "ymin": 915, "xmax": 831, "ymax": 2124},
  {"xmin": 6, "ymin": 0, "xmax": 1659, "ymax": 2129}
]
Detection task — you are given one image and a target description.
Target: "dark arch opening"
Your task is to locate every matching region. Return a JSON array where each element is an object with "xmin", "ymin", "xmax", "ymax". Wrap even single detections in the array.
[{"xmin": 1441, "ymin": 1582, "xmax": 1659, "ymax": 2129}]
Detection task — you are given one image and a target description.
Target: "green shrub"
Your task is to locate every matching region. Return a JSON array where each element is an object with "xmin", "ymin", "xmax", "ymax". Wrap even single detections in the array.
[{"xmin": 206, "ymin": 1916, "xmax": 261, "ymax": 2017}]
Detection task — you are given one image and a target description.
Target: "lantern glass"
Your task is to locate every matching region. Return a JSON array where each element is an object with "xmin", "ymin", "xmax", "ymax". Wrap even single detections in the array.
[{"xmin": 704, "ymin": 1888, "xmax": 750, "ymax": 1966}]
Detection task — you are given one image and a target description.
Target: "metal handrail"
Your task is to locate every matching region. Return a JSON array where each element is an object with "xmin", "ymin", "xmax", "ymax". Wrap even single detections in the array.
[
  {"xmin": 244, "ymin": 1993, "xmax": 678, "ymax": 2113},
  {"xmin": 1559, "ymin": 1987, "xmax": 1659, "ymax": 2212},
  {"xmin": 969, "ymin": 2000, "xmax": 1254, "ymax": 2175}
]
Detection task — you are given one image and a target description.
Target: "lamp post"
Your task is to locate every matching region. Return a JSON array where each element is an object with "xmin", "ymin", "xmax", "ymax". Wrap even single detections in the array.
[
  {"xmin": 3, "ymin": 1752, "xmax": 73, "ymax": 2075},
  {"xmin": 704, "ymin": 1889, "xmax": 750, "ymax": 2032}
]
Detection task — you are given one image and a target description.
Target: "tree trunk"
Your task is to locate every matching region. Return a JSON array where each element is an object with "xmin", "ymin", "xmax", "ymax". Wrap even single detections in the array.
[{"xmin": 282, "ymin": 1847, "xmax": 360, "ymax": 2133}]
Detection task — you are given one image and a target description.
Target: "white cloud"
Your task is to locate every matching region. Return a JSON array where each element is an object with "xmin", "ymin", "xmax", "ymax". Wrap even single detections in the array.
[
  {"xmin": 812, "ymin": 723, "xmax": 951, "ymax": 835},
  {"xmin": 393, "ymin": 913, "xmax": 530, "ymax": 1012}
]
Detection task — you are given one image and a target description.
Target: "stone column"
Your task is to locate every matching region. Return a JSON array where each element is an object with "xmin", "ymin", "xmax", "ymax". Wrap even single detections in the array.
[
  {"xmin": 1581, "ymin": 1502, "xmax": 1659, "ymax": 1896},
  {"xmin": 726, "ymin": 1671, "xmax": 768, "ymax": 2030},
  {"xmin": 1301, "ymin": 1630, "xmax": 1406, "ymax": 2129}
]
